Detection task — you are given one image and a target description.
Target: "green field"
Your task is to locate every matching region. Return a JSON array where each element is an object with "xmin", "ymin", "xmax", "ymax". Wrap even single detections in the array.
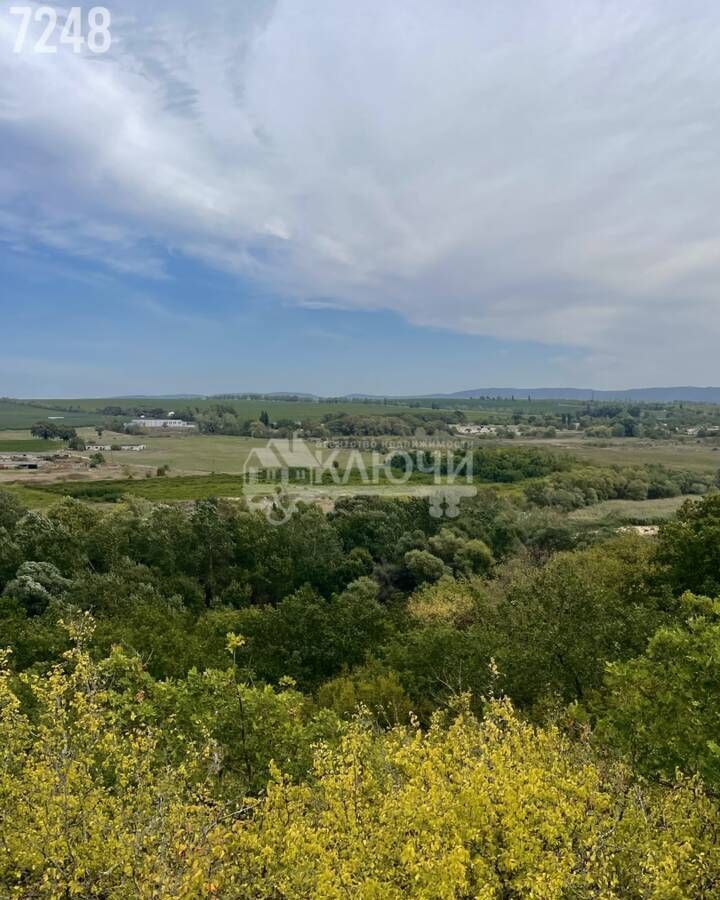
[
  {"xmin": 0, "ymin": 439, "xmax": 62, "ymax": 452},
  {"xmin": 0, "ymin": 399, "xmax": 99, "ymax": 430},
  {"xmin": 25, "ymin": 396, "xmax": 457, "ymax": 423},
  {"xmin": 38, "ymin": 474, "xmax": 252, "ymax": 503},
  {"xmin": 33, "ymin": 466, "xmax": 493, "ymax": 503},
  {"xmin": 0, "ymin": 483, "xmax": 64, "ymax": 510}
]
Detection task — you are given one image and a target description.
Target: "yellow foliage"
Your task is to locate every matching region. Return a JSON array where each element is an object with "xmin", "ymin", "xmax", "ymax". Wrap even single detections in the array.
[
  {"xmin": 2, "ymin": 645, "xmax": 720, "ymax": 898},
  {"xmin": 214, "ymin": 701, "xmax": 720, "ymax": 898},
  {"xmin": 406, "ymin": 576, "xmax": 480, "ymax": 626},
  {"xmin": 0, "ymin": 646, "xmax": 221, "ymax": 898}
]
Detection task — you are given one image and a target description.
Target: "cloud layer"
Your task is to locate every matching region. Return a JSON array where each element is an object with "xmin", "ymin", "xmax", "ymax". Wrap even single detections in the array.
[{"xmin": 3, "ymin": 0, "xmax": 720, "ymax": 385}]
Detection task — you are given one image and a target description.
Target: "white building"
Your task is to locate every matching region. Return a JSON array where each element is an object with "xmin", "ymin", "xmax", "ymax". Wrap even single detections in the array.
[
  {"xmin": 126, "ymin": 418, "xmax": 196, "ymax": 429},
  {"xmin": 453, "ymin": 424, "xmax": 498, "ymax": 436},
  {"xmin": 86, "ymin": 444, "xmax": 146, "ymax": 452}
]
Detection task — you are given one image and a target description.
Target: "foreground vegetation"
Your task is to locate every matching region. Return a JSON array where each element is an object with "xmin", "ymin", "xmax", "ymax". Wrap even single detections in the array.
[
  {"xmin": 2, "ymin": 471, "xmax": 720, "ymax": 894},
  {"xmin": 3, "ymin": 648, "xmax": 718, "ymax": 897}
]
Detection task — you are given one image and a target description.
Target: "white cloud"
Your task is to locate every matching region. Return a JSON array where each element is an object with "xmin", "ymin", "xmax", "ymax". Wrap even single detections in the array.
[{"xmin": 2, "ymin": 0, "xmax": 720, "ymax": 384}]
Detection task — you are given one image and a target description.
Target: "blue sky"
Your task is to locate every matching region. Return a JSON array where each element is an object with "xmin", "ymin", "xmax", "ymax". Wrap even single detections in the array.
[
  {"xmin": 3, "ymin": 1, "xmax": 720, "ymax": 396},
  {"xmin": 2, "ymin": 244, "xmax": 584, "ymax": 396}
]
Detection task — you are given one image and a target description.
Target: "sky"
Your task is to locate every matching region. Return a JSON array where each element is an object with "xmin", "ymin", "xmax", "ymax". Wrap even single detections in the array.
[{"xmin": 2, "ymin": 0, "xmax": 720, "ymax": 397}]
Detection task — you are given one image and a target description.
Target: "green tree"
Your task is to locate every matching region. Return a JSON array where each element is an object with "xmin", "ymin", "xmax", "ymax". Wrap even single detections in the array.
[
  {"xmin": 231, "ymin": 578, "xmax": 392, "ymax": 690},
  {"xmin": 656, "ymin": 495, "xmax": 720, "ymax": 596},
  {"xmin": 495, "ymin": 536, "xmax": 664, "ymax": 706},
  {"xmin": 596, "ymin": 592, "xmax": 720, "ymax": 789},
  {"xmin": 403, "ymin": 549, "xmax": 448, "ymax": 585},
  {"xmin": 29, "ymin": 421, "xmax": 52, "ymax": 439},
  {"xmin": 2, "ymin": 561, "xmax": 71, "ymax": 616},
  {"xmin": 0, "ymin": 491, "xmax": 26, "ymax": 531}
]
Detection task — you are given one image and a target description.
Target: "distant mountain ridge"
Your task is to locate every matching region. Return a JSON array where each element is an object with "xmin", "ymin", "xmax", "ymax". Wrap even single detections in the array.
[
  {"xmin": 20, "ymin": 387, "xmax": 720, "ymax": 404},
  {"xmin": 341, "ymin": 387, "xmax": 720, "ymax": 403},
  {"xmin": 445, "ymin": 387, "xmax": 720, "ymax": 402}
]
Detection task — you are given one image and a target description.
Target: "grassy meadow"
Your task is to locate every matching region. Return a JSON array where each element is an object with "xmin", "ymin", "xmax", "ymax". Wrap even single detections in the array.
[
  {"xmin": 80, "ymin": 430, "xmax": 273, "ymax": 475},
  {"xmin": 494, "ymin": 434, "xmax": 720, "ymax": 472},
  {"xmin": 567, "ymin": 495, "xmax": 691, "ymax": 525}
]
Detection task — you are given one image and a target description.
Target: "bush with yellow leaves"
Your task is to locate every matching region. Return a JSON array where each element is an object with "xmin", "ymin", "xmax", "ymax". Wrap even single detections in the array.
[
  {"xmin": 2, "ymin": 631, "xmax": 720, "ymax": 898},
  {"xmin": 0, "ymin": 641, "xmax": 222, "ymax": 898},
  {"xmin": 406, "ymin": 575, "xmax": 482, "ymax": 627},
  {"xmin": 215, "ymin": 704, "xmax": 720, "ymax": 898}
]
